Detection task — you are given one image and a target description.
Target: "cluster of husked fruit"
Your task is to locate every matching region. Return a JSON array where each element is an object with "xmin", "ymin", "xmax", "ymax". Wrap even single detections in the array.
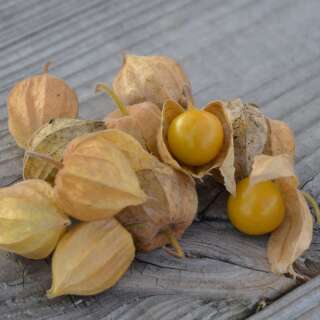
[{"xmin": 1, "ymin": 55, "xmax": 318, "ymax": 298}]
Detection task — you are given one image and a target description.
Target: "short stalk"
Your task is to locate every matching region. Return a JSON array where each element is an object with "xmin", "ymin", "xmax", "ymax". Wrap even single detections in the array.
[
  {"xmin": 164, "ymin": 228, "xmax": 185, "ymax": 258},
  {"xmin": 43, "ymin": 61, "xmax": 51, "ymax": 73},
  {"xmin": 26, "ymin": 151, "xmax": 63, "ymax": 170},
  {"xmin": 182, "ymin": 84, "xmax": 195, "ymax": 110},
  {"xmin": 96, "ymin": 83, "xmax": 129, "ymax": 116},
  {"xmin": 302, "ymin": 191, "xmax": 320, "ymax": 224}
]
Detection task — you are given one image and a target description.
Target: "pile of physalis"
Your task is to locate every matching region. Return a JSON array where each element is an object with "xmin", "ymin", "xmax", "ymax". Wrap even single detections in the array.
[{"xmin": 2, "ymin": 56, "xmax": 319, "ymax": 298}]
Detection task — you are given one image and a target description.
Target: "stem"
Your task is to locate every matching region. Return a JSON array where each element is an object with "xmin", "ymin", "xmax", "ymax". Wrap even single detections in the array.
[
  {"xmin": 26, "ymin": 151, "xmax": 63, "ymax": 170},
  {"xmin": 43, "ymin": 61, "xmax": 51, "ymax": 73},
  {"xmin": 182, "ymin": 84, "xmax": 195, "ymax": 110},
  {"xmin": 96, "ymin": 83, "xmax": 129, "ymax": 116},
  {"xmin": 302, "ymin": 191, "xmax": 320, "ymax": 224},
  {"xmin": 163, "ymin": 228, "xmax": 185, "ymax": 258}
]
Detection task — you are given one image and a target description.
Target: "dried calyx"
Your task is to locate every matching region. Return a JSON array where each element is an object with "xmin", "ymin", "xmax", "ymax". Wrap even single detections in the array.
[
  {"xmin": 88, "ymin": 129, "xmax": 198, "ymax": 257},
  {"xmin": 264, "ymin": 118, "xmax": 295, "ymax": 160},
  {"xmin": 96, "ymin": 83, "xmax": 161, "ymax": 155},
  {"xmin": 249, "ymin": 155, "xmax": 314, "ymax": 277},
  {"xmin": 8, "ymin": 63, "xmax": 79, "ymax": 149},
  {"xmin": 158, "ymin": 99, "xmax": 236, "ymax": 194},
  {"xmin": 227, "ymin": 100, "xmax": 269, "ymax": 180},
  {"xmin": 118, "ymin": 163, "xmax": 198, "ymax": 256},
  {"xmin": 54, "ymin": 131, "xmax": 147, "ymax": 221},
  {"xmin": 113, "ymin": 54, "xmax": 193, "ymax": 109},
  {"xmin": 0, "ymin": 180, "xmax": 70, "ymax": 259},
  {"xmin": 26, "ymin": 130, "xmax": 147, "ymax": 221},
  {"xmin": 23, "ymin": 118, "xmax": 106, "ymax": 184},
  {"xmin": 47, "ymin": 219, "xmax": 135, "ymax": 298},
  {"xmin": 229, "ymin": 99, "xmax": 295, "ymax": 179}
]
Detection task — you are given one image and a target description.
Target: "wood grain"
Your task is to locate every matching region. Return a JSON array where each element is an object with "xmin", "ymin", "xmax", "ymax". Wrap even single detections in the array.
[
  {"xmin": 248, "ymin": 275, "xmax": 320, "ymax": 320},
  {"xmin": 0, "ymin": 0, "xmax": 320, "ymax": 319}
]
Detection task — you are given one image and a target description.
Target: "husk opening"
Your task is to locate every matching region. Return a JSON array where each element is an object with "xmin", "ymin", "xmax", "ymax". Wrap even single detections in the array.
[{"xmin": 157, "ymin": 99, "xmax": 236, "ymax": 194}]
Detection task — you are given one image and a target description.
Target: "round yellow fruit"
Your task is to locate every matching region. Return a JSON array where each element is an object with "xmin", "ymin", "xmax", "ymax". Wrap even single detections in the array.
[
  {"xmin": 228, "ymin": 178, "xmax": 285, "ymax": 235},
  {"xmin": 168, "ymin": 109, "xmax": 224, "ymax": 166}
]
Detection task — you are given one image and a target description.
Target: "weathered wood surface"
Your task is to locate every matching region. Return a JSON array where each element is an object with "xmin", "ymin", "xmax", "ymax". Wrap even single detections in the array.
[
  {"xmin": 248, "ymin": 275, "xmax": 320, "ymax": 320},
  {"xmin": 0, "ymin": 0, "xmax": 320, "ymax": 319}
]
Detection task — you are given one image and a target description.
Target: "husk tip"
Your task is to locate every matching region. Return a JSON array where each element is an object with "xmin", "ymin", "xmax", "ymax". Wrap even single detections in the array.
[
  {"xmin": 43, "ymin": 61, "xmax": 52, "ymax": 74},
  {"xmin": 46, "ymin": 288, "xmax": 59, "ymax": 299},
  {"xmin": 95, "ymin": 83, "xmax": 105, "ymax": 94}
]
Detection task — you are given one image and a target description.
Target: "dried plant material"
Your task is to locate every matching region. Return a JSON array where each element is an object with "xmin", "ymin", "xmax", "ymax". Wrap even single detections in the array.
[
  {"xmin": 228, "ymin": 100, "xmax": 269, "ymax": 180},
  {"xmin": 267, "ymin": 178, "xmax": 313, "ymax": 276},
  {"xmin": 90, "ymin": 129, "xmax": 158, "ymax": 171},
  {"xmin": 106, "ymin": 103, "xmax": 161, "ymax": 155},
  {"xmin": 97, "ymin": 84, "xmax": 161, "ymax": 155},
  {"xmin": 113, "ymin": 54, "xmax": 193, "ymax": 109},
  {"xmin": 54, "ymin": 131, "xmax": 147, "ymax": 221},
  {"xmin": 47, "ymin": 219, "xmax": 135, "ymax": 298},
  {"xmin": 249, "ymin": 154, "xmax": 297, "ymax": 187},
  {"xmin": 106, "ymin": 114, "xmax": 146, "ymax": 148},
  {"xmin": 118, "ymin": 163, "xmax": 198, "ymax": 252},
  {"xmin": 23, "ymin": 118, "xmax": 106, "ymax": 184},
  {"xmin": 265, "ymin": 118, "xmax": 296, "ymax": 160},
  {"xmin": 157, "ymin": 100, "xmax": 236, "ymax": 194},
  {"xmin": 8, "ymin": 63, "xmax": 78, "ymax": 149},
  {"xmin": 249, "ymin": 155, "xmax": 313, "ymax": 276},
  {"xmin": 0, "ymin": 180, "xmax": 70, "ymax": 259}
]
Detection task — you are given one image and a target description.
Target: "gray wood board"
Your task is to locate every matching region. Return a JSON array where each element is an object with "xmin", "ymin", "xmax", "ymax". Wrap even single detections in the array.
[
  {"xmin": 0, "ymin": 0, "xmax": 320, "ymax": 319},
  {"xmin": 248, "ymin": 275, "xmax": 320, "ymax": 320}
]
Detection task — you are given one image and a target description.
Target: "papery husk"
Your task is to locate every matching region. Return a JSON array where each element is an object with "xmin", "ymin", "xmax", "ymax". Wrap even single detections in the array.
[
  {"xmin": 249, "ymin": 154, "xmax": 313, "ymax": 277},
  {"xmin": 264, "ymin": 118, "xmax": 296, "ymax": 160},
  {"xmin": 89, "ymin": 129, "xmax": 158, "ymax": 171},
  {"xmin": 54, "ymin": 130, "xmax": 147, "ymax": 221},
  {"xmin": 118, "ymin": 163, "xmax": 198, "ymax": 252},
  {"xmin": 113, "ymin": 54, "xmax": 193, "ymax": 109},
  {"xmin": 157, "ymin": 100, "xmax": 236, "ymax": 194},
  {"xmin": 0, "ymin": 180, "xmax": 70, "ymax": 259},
  {"xmin": 23, "ymin": 118, "xmax": 106, "ymax": 184},
  {"xmin": 47, "ymin": 219, "xmax": 135, "ymax": 298},
  {"xmin": 249, "ymin": 154, "xmax": 297, "ymax": 187},
  {"xmin": 8, "ymin": 64, "xmax": 78, "ymax": 149},
  {"xmin": 227, "ymin": 99, "xmax": 269, "ymax": 180},
  {"xmin": 105, "ymin": 102, "xmax": 161, "ymax": 155},
  {"xmin": 268, "ymin": 178, "xmax": 313, "ymax": 277}
]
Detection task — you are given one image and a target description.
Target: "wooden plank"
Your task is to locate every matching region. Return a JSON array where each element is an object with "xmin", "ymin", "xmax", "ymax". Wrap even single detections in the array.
[
  {"xmin": 248, "ymin": 275, "xmax": 320, "ymax": 320},
  {"xmin": 0, "ymin": 0, "xmax": 320, "ymax": 319}
]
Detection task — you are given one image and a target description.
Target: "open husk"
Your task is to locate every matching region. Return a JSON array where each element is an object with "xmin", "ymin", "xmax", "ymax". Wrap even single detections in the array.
[
  {"xmin": 47, "ymin": 219, "xmax": 135, "ymax": 298},
  {"xmin": 112, "ymin": 54, "xmax": 193, "ymax": 109},
  {"xmin": 118, "ymin": 163, "xmax": 198, "ymax": 252},
  {"xmin": 157, "ymin": 99, "xmax": 236, "ymax": 194},
  {"xmin": 8, "ymin": 63, "xmax": 79, "ymax": 149},
  {"xmin": 249, "ymin": 155, "xmax": 313, "ymax": 277},
  {"xmin": 54, "ymin": 130, "xmax": 147, "ymax": 221},
  {"xmin": 23, "ymin": 118, "xmax": 106, "ymax": 184},
  {"xmin": 0, "ymin": 180, "xmax": 70, "ymax": 259}
]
